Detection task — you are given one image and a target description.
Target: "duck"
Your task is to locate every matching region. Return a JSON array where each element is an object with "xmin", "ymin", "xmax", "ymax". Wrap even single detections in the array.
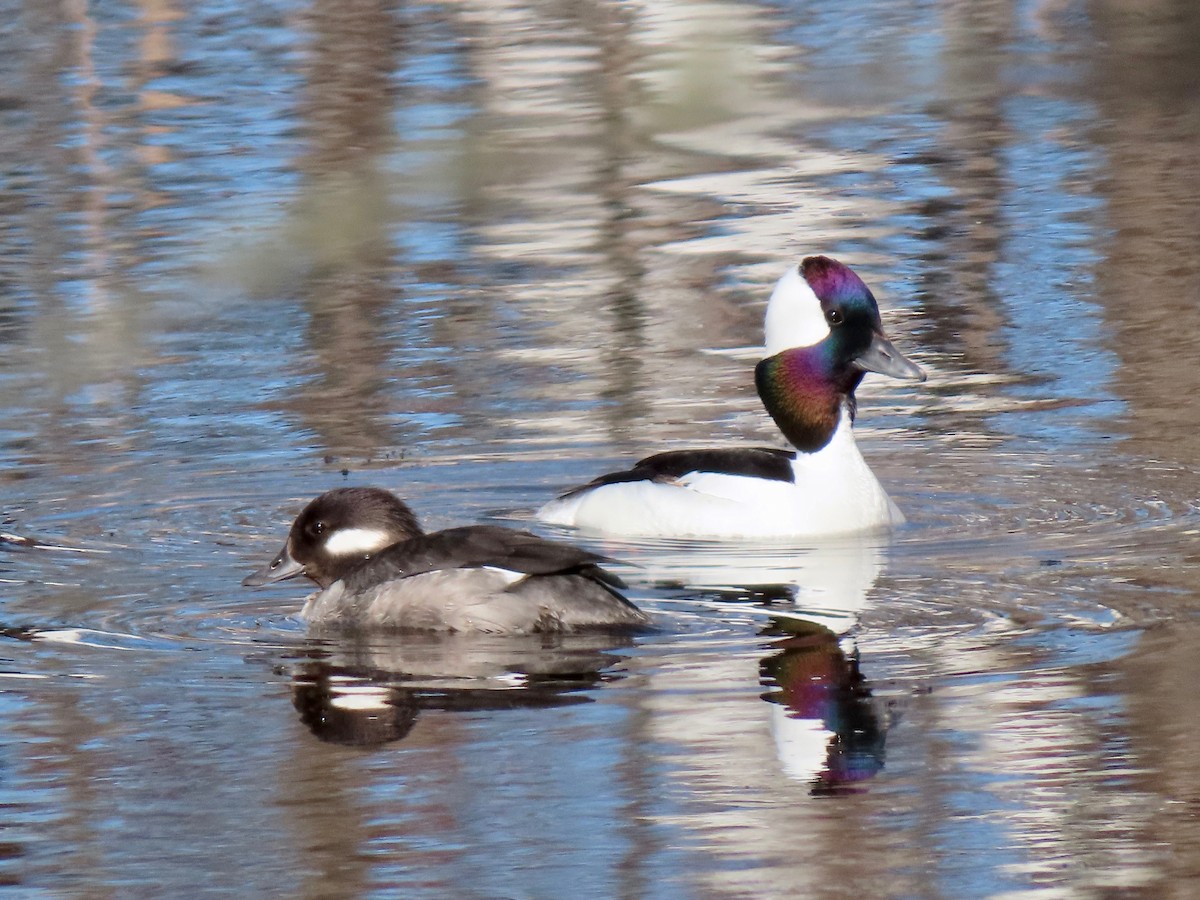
[
  {"xmin": 243, "ymin": 487, "xmax": 650, "ymax": 634},
  {"xmin": 538, "ymin": 256, "xmax": 925, "ymax": 538}
]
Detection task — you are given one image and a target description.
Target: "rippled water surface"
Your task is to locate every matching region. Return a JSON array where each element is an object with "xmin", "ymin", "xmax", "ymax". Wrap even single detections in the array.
[{"xmin": 2, "ymin": 1, "xmax": 1200, "ymax": 896}]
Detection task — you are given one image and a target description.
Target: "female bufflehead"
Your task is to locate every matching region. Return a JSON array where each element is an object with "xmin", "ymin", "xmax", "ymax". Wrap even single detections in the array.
[
  {"xmin": 538, "ymin": 256, "xmax": 925, "ymax": 538},
  {"xmin": 244, "ymin": 487, "xmax": 649, "ymax": 633}
]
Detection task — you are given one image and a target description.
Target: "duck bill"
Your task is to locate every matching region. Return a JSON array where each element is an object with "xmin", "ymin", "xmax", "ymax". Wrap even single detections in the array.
[
  {"xmin": 854, "ymin": 332, "xmax": 926, "ymax": 381},
  {"xmin": 243, "ymin": 543, "xmax": 306, "ymax": 587}
]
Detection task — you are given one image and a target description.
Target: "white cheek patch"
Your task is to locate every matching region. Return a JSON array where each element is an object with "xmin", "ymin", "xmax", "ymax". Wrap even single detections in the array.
[
  {"xmin": 323, "ymin": 527, "xmax": 394, "ymax": 557},
  {"xmin": 764, "ymin": 265, "xmax": 831, "ymax": 355}
]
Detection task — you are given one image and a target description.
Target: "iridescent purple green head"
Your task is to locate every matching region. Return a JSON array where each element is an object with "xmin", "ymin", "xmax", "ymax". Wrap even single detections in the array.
[
  {"xmin": 804, "ymin": 254, "xmax": 879, "ymax": 316},
  {"xmin": 755, "ymin": 345, "xmax": 850, "ymax": 452},
  {"xmin": 756, "ymin": 256, "xmax": 925, "ymax": 452}
]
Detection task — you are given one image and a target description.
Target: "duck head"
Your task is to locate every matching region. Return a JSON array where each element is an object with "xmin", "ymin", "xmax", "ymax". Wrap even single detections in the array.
[
  {"xmin": 244, "ymin": 487, "xmax": 423, "ymax": 589},
  {"xmin": 756, "ymin": 256, "xmax": 925, "ymax": 452}
]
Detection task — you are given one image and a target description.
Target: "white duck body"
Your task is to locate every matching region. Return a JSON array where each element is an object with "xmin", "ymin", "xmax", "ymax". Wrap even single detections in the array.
[
  {"xmin": 539, "ymin": 410, "xmax": 903, "ymax": 539},
  {"xmin": 538, "ymin": 256, "xmax": 923, "ymax": 540}
]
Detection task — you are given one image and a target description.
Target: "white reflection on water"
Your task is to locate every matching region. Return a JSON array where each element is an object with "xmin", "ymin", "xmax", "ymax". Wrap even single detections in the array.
[{"xmin": 594, "ymin": 534, "xmax": 888, "ymax": 635}]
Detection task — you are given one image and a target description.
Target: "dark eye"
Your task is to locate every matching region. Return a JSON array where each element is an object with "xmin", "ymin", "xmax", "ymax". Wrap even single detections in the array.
[
  {"xmin": 826, "ymin": 308, "xmax": 844, "ymax": 326},
  {"xmin": 308, "ymin": 521, "xmax": 327, "ymax": 537}
]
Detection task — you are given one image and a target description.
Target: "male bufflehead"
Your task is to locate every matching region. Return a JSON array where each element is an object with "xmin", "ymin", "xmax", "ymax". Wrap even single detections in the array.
[
  {"xmin": 538, "ymin": 256, "xmax": 925, "ymax": 538},
  {"xmin": 244, "ymin": 487, "xmax": 649, "ymax": 633}
]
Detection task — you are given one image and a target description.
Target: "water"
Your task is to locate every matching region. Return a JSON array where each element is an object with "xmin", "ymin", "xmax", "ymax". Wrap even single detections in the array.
[{"xmin": 2, "ymin": 0, "xmax": 1200, "ymax": 895}]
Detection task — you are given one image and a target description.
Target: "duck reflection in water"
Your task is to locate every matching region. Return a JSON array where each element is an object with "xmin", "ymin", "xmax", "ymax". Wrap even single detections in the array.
[
  {"xmin": 614, "ymin": 534, "xmax": 887, "ymax": 636},
  {"xmin": 759, "ymin": 618, "xmax": 896, "ymax": 794},
  {"xmin": 281, "ymin": 631, "xmax": 633, "ymax": 746},
  {"xmin": 241, "ymin": 488, "xmax": 650, "ymax": 745},
  {"xmin": 608, "ymin": 532, "xmax": 898, "ymax": 791}
]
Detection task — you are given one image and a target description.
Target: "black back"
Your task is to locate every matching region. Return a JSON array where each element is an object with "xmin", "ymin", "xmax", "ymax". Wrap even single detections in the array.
[
  {"xmin": 559, "ymin": 446, "xmax": 796, "ymax": 497},
  {"xmin": 342, "ymin": 525, "xmax": 626, "ymax": 592}
]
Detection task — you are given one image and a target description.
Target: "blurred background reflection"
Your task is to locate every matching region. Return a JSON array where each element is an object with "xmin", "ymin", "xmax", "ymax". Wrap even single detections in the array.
[{"xmin": 0, "ymin": 0, "xmax": 1198, "ymax": 895}]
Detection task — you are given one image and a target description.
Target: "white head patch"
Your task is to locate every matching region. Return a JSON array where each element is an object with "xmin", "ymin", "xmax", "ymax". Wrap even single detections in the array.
[
  {"xmin": 764, "ymin": 264, "xmax": 831, "ymax": 356},
  {"xmin": 323, "ymin": 527, "xmax": 394, "ymax": 557}
]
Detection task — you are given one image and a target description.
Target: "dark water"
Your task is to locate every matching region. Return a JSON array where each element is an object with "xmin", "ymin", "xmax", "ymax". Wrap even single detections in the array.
[{"xmin": 2, "ymin": 0, "xmax": 1200, "ymax": 895}]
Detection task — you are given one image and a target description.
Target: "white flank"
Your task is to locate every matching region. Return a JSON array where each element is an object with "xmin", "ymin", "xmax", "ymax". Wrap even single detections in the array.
[
  {"xmin": 538, "ymin": 413, "xmax": 903, "ymax": 539},
  {"xmin": 324, "ymin": 527, "xmax": 394, "ymax": 556},
  {"xmin": 764, "ymin": 263, "xmax": 830, "ymax": 355},
  {"xmin": 481, "ymin": 566, "xmax": 527, "ymax": 587}
]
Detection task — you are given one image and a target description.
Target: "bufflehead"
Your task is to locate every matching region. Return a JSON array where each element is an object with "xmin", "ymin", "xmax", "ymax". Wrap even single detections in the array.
[
  {"xmin": 538, "ymin": 256, "xmax": 925, "ymax": 538},
  {"xmin": 244, "ymin": 487, "xmax": 650, "ymax": 633}
]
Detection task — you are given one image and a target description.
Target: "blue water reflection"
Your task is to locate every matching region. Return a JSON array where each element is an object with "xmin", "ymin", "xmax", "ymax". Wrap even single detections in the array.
[{"xmin": 994, "ymin": 93, "xmax": 1121, "ymax": 443}]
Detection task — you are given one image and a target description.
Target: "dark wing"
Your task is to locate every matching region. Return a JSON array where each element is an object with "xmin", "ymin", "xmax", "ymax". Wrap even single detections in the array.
[
  {"xmin": 557, "ymin": 447, "xmax": 796, "ymax": 498},
  {"xmin": 342, "ymin": 526, "xmax": 626, "ymax": 591}
]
